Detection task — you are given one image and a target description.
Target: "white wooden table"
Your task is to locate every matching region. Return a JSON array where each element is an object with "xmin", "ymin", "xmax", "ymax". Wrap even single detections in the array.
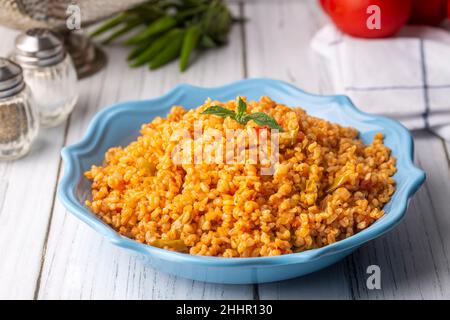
[{"xmin": 1, "ymin": 0, "xmax": 450, "ymax": 300}]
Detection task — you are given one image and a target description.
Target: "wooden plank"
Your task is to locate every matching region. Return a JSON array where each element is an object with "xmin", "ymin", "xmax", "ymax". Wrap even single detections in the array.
[
  {"xmin": 0, "ymin": 27, "xmax": 69, "ymax": 299},
  {"xmin": 244, "ymin": 0, "xmax": 332, "ymax": 94},
  {"xmin": 36, "ymin": 4, "xmax": 254, "ymax": 299}
]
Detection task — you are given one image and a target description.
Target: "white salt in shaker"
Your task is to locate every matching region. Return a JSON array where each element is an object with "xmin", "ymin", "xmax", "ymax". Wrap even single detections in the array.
[
  {"xmin": 0, "ymin": 58, "xmax": 39, "ymax": 160},
  {"xmin": 12, "ymin": 28, "xmax": 78, "ymax": 128}
]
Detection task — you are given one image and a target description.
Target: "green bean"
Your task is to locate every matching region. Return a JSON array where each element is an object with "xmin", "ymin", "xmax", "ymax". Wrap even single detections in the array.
[
  {"xmin": 175, "ymin": 5, "xmax": 208, "ymax": 20},
  {"xmin": 127, "ymin": 39, "xmax": 154, "ymax": 61},
  {"xmin": 214, "ymin": 10, "xmax": 231, "ymax": 44},
  {"xmin": 149, "ymin": 31, "xmax": 185, "ymax": 70},
  {"xmin": 90, "ymin": 13, "xmax": 128, "ymax": 38},
  {"xmin": 203, "ymin": 1, "xmax": 230, "ymax": 44},
  {"xmin": 124, "ymin": 16, "xmax": 178, "ymax": 45},
  {"xmin": 202, "ymin": 0, "xmax": 218, "ymax": 31},
  {"xmin": 179, "ymin": 25, "xmax": 200, "ymax": 72},
  {"xmin": 200, "ymin": 35, "xmax": 216, "ymax": 48},
  {"xmin": 102, "ymin": 19, "xmax": 141, "ymax": 45},
  {"xmin": 90, "ymin": 0, "xmax": 236, "ymax": 72},
  {"xmin": 129, "ymin": 29, "xmax": 182, "ymax": 67}
]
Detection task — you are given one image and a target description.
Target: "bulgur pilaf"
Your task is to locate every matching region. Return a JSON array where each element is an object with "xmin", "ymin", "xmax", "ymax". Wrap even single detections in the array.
[{"xmin": 84, "ymin": 96, "xmax": 396, "ymax": 257}]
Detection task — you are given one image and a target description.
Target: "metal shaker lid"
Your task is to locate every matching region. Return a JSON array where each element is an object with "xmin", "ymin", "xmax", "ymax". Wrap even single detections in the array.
[
  {"xmin": 0, "ymin": 58, "xmax": 25, "ymax": 99},
  {"xmin": 14, "ymin": 28, "xmax": 66, "ymax": 68}
]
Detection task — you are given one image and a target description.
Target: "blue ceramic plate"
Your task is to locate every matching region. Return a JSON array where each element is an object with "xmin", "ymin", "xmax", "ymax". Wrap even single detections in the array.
[{"xmin": 58, "ymin": 78, "xmax": 425, "ymax": 284}]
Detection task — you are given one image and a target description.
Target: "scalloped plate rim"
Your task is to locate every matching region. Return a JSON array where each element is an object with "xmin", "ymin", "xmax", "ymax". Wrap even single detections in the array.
[{"xmin": 58, "ymin": 78, "xmax": 426, "ymax": 268}]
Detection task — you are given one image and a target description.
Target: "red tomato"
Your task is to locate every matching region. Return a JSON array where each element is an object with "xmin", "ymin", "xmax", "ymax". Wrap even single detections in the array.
[
  {"xmin": 319, "ymin": 0, "xmax": 330, "ymax": 14},
  {"xmin": 326, "ymin": 0, "xmax": 412, "ymax": 38},
  {"xmin": 409, "ymin": 0, "xmax": 447, "ymax": 25},
  {"xmin": 449, "ymin": 0, "xmax": 450, "ymax": 19}
]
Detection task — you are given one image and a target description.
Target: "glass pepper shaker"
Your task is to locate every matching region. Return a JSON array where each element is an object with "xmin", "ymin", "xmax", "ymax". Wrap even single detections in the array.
[
  {"xmin": 0, "ymin": 58, "xmax": 39, "ymax": 160},
  {"xmin": 12, "ymin": 28, "xmax": 78, "ymax": 128}
]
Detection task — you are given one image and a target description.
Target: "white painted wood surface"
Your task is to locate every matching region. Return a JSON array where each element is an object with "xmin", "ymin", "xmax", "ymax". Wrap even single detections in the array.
[{"xmin": 1, "ymin": 0, "xmax": 449, "ymax": 300}]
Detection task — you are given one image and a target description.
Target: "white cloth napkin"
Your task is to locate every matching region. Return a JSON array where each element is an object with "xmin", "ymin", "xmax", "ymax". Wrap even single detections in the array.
[{"xmin": 311, "ymin": 24, "xmax": 450, "ymax": 140}]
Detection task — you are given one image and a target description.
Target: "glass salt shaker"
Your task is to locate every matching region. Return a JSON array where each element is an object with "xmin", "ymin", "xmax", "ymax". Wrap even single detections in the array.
[
  {"xmin": 12, "ymin": 28, "xmax": 78, "ymax": 128},
  {"xmin": 0, "ymin": 58, "xmax": 39, "ymax": 160}
]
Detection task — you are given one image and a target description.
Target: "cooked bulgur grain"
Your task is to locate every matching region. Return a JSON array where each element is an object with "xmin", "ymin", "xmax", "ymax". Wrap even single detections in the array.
[{"xmin": 84, "ymin": 96, "xmax": 396, "ymax": 257}]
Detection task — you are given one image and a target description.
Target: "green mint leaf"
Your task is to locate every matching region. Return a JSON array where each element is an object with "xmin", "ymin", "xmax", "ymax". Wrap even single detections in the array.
[
  {"xmin": 237, "ymin": 97, "xmax": 247, "ymax": 117},
  {"xmin": 201, "ymin": 105, "xmax": 236, "ymax": 119},
  {"xmin": 201, "ymin": 102, "xmax": 284, "ymax": 132},
  {"xmin": 244, "ymin": 112, "xmax": 284, "ymax": 131},
  {"xmin": 234, "ymin": 116, "xmax": 247, "ymax": 125}
]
